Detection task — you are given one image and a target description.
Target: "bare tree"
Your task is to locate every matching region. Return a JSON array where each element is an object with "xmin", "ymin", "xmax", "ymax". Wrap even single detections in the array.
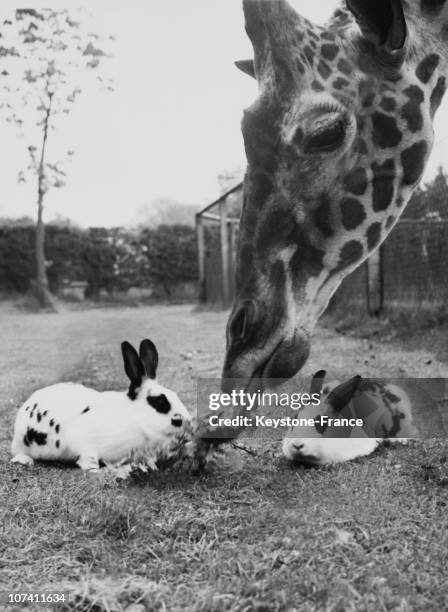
[{"xmin": 0, "ymin": 9, "xmax": 113, "ymax": 309}]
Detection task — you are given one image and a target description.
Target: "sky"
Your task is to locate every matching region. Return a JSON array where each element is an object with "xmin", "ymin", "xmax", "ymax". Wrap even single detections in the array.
[{"xmin": 1, "ymin": 0, "xmax": 448, "ymax": 227}]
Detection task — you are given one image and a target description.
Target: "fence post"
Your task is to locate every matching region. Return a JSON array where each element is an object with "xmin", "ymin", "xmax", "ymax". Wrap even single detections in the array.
[
  {"xmin": 220, "ymin": 199, "xmax": 230, "ymax": 306},
  {"xmin": 196, "ymin": 214, "xmax": 206, "ymax": 303},
  {"xmin": 228, "ymin": 220, "xmax": 237, "ymax": 302},
  {"xmin": 366, "ymin": 246, "xmax": 384, "ymax": 316}
]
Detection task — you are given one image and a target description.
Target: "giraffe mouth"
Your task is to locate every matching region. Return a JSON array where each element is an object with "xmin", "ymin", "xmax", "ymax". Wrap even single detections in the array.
[
  {"xmin": 243, "ymin": 344, "xmax": 281, "ymax": 393},
  {"xmin": 237, "ymin": 327, "xmax": 311, "ymax": 393}
]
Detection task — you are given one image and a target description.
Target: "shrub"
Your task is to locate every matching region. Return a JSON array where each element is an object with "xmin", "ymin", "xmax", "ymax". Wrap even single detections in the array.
[
  {"xmin": 0, "ymin": 223, "xmax": 198, "ymax": 299},
  {"xmin": 138, "ymin": 225, "xmax": 198, "ymax": 297},
  {"xmin": 0, "ymin": 226, "xmax": 35, "ymax": 292}
]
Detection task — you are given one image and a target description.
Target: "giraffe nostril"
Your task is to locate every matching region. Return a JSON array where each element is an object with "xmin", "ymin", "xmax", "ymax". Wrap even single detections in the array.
[
  {"xmin": 231, "ymin": 309, "xmax": 247, "ymax": 341},
  {"xmin": 229, "ymin": 301, "xmax": 258, "ymax": 343}
]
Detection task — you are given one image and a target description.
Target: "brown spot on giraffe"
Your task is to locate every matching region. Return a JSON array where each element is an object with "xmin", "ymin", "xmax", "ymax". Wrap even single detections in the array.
[
  {"xmin": 381, "ymin": 97, "xmax": 397, "ymax": 112},
  {"xmin": 386, "ymin": 215, "xmax": 396, "ymax": 229},
  {"xmin": 367, "ymin": 222, "xmax": 383, "ymax": 250},
  {"xmin": 317, "ymin": 60, "xmax": 332, "ymax": 79},
  {"xmin": 335, "ymin": 241, "xmax": 364, "ymax": 272},
  {"xmin": 430, "ymin": 76, "xmax": 447, "ymax": 116},
  {"xmin": 321, "ymin": 43, "xmax": 339, "ymax": 61},
  {"xmin": 416, "ymin": 54, "xmax": 440, "ymax": 83},
  {"xmin": 333, "ymin": 77, "xmax": 350, "ymax": 90},
  {"xmin": 362, "ymin": 90, "xmax": 376, "ymax": 108},
  {"xmin": 303, "ymin": 46, "xmax": 314, "ymax": 65},
  {"xmin": 401, "ymin": 85, "xmax": 425, "ymax": 132},
  {"xmin": 372, "ymin": 112, "xmax": 403, "ymax": 148},
  {"xmin": 313, "ymin": 194, "xmax": 335, "ymax": 238},
  {"xmin": 338, "ymin": 58, "xmax": 353, "ymax": 75},
  {"xmin": 344, "ymin": 167, "xmax": 368, "ymax": 195},
  {"xmin": 401, "ymin": 141, "xmax": 429, "ymax": 185},
  {"xmin": 372, "ymin": 159, "xmax": 396, "ymax": 212},
  {"xmin": 311, "ymin": 79, "xmax": 325, "ymax": 92},
  {"xmin": 340, "ymin": 198, "xmax": 367, "ymax": 230}
]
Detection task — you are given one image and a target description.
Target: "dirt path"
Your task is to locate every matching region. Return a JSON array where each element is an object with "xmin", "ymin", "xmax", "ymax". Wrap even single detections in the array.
[
  {"xmin": 2, "ymin": 303, "xmax": 447, "ymax": 396},
  {"xmin": 2, "ymin": 303, "xmax": 448, "ymax": 454}
]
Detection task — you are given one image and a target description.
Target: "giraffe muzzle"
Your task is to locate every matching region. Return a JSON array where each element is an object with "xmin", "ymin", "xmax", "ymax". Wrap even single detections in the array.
[{"xmin": 221, "ymin": 327, "xmax": 311, "ymax": 394}]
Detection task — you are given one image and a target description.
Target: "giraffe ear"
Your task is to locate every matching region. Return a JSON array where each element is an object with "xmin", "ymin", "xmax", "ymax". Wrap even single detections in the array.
[
  {"xmin": 235, "ymin": 59, "xmax": 256, "ymax": 79},
  {"xmin": 346, "ymin": 0, "xmax": 407, "ymax": 51}
]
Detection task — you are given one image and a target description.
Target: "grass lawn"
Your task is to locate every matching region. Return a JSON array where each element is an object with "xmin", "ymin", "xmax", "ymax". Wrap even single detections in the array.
[{"xmin": 1, "ymin": 304, "xmax": 447, "ymax": 612}]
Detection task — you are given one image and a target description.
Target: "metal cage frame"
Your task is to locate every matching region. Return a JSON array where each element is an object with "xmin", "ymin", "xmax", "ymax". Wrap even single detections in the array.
[{"xmin": 195, "ymin": 182, "xmax": 242, "ymax": 306}]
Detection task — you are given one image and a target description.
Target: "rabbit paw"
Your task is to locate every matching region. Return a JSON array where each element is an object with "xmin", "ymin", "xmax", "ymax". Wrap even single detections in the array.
[
  {"xmin": 77, "ymin": 453, "xmax": 100, "ymax": 471},
  {"xmin": 11, "ymin": 454, "xmax": 34, "ymax": 466}
]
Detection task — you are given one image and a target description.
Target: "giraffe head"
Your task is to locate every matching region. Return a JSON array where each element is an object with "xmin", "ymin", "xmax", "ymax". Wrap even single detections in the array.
[{"xmin": 223, "ymin": 0, "xmax": 448, "ymax": 389}]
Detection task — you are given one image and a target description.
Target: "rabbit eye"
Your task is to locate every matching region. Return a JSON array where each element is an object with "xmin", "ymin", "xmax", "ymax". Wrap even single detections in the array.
[{"xmin": 147, "ymin": 394, "xmax": 171, "ymax": 414}]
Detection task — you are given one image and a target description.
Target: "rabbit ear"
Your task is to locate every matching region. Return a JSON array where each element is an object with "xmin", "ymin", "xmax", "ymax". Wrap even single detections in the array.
[
  {"xmin": 310, "ymin": 370, "xmax": 326, "ymax": 395},
  {"xmin": 121, "ymin": 341, "xmax": 145, "ymax": 387},
  {"xmin": 327, "ymin": 376, "xmax": 362, "ymax": 412},
  {"xmin": 139, "ymin": 339, "xmax": 158, "ymax": 380}
]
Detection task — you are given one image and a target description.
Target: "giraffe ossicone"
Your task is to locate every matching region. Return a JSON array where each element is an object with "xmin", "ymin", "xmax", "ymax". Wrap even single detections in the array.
[{"xmin": 221, "ymin": 0, "xmax": 448, "ymax": 395}]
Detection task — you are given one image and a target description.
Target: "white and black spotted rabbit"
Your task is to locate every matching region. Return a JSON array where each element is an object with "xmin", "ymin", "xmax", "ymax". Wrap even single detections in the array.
[{"xmin": 11, "ymin": 339, "xmax": 192, "ymax": 471}]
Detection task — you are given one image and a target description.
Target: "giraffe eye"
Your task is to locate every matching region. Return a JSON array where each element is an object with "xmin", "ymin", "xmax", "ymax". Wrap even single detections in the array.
[{"xmin": 304, "ymin": 119, "xmax": 346, "ymax": 153}]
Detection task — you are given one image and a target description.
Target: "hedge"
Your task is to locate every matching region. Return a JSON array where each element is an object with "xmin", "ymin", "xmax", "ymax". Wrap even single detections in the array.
[{"xmin": 0, "ymin": 224, "xmax": 198, "ymax": 297}]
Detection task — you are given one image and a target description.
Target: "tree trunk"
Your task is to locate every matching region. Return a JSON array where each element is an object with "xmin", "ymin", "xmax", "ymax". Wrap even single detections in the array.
[
  {"xmin": 33, "ymin": 92, "xmax": 57, "ymax": 311},
  {"xmin": 33, "ymin": 185, "xmax": 55, "ymax": 309},
  {"xmin": 161, "ymin": 278, "xmax": 172, "ymax": 298}
]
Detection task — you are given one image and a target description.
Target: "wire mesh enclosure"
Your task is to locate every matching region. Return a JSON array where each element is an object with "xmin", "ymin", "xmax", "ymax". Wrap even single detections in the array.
[
  {"xmin": 332, "ymin": 219, "xmax": 448, "ymax": 315},
  {"xmin": 382, "ymin": 220, "xmax": 448, "ymax": 309},
  {"xmin": 197, "ymin": 186, "xmax": 448, "ymax": 316}
]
